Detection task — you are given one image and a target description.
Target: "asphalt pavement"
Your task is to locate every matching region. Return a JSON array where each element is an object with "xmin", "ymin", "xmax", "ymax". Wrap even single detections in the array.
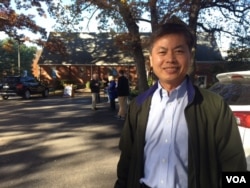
[{"xmin": 0, "ymin": 93, "xmax": 124, "ymax": 188}]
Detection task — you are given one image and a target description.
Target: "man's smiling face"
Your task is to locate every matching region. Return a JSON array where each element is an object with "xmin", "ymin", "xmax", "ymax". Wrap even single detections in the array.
[{"xmin": 150, "ymin": 33, "xmax": 192, "ymax": 91}]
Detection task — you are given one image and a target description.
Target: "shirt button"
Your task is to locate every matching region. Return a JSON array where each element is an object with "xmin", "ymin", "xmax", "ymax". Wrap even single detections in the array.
[{"xmin": 160, "ymin": 180, "xmax": 164, "ymax": 184}]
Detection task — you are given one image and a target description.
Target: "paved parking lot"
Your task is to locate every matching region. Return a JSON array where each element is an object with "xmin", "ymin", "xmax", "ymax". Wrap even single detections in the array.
[
  {"xmin": 0, "ymin": 94, "xmax": 123, "ymax": 188},
  {"xmin": 1, "ymin": 93, "xmax": 249, "ymax": 188}
]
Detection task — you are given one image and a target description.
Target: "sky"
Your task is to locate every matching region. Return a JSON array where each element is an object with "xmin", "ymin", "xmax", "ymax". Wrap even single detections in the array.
[
  {"xmin": 0, "ymin": 0, "xmax": 106, "ymax": 43},
  {"xmin": 0, "ymin": 0, "xmax": 230, "ymax": 55},
  {"xmin": 0, "ymin": 0, "xmax": 152, "ymax": 47}
]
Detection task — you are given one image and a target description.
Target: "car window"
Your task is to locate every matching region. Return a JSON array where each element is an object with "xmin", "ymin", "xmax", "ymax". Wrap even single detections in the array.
[
  {"xmin": 20, "ymin": 77, "xmax": 36, "ymax": 83},
  {"xmin": 27, "ymin": 78, "xmax": 35, "ymax": 83},
  {"xmin": 3, "ymin": 77, "xmax": 20, "ymax": 83},
  {"xmin": 209, "ymin": 83, "xmax": 250, "ymax": 105}
]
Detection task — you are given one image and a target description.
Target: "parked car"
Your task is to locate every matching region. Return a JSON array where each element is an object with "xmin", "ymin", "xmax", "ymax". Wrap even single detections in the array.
[
  {"xmin": 0, "ymin": 76, "xmax": 49, "ymax": 100},
  {"xmin": 209, "ymin": 71, "xmax": 250, "ymax": 170}
]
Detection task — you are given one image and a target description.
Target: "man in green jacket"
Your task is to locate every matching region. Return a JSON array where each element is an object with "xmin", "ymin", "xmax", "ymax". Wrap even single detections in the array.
[{"xmin": 114, "ymin": 19, "xmax": 247, "ymax": 188}]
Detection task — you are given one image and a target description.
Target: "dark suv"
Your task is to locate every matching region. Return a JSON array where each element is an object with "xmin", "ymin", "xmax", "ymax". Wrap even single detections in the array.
[{"xmin": 0, "ymin": 76, "xmax": 49, "ymax": 100}]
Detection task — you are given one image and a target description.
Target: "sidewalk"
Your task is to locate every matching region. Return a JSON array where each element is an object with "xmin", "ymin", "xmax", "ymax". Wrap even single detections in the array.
[{"xmin": 49, "ymin": 88, "xmax": 107, "ymax": 98}]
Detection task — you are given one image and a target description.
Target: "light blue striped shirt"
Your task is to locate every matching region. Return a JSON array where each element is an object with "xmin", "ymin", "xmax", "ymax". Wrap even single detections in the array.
[{"xmin": 140, "ymin": 79, "xmax": 189, "ymax": 188}]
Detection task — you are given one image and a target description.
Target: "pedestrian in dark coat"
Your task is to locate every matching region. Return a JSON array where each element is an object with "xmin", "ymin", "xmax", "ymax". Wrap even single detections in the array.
[{"xmin": 116, "ymin": 70, "xmax": 130, "ymax": 120}]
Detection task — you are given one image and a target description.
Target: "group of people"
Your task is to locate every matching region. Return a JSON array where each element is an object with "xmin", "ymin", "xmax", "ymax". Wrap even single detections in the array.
[{"xmin": 89, "ymin": 69, "xmax": 130, "ymax": 120}]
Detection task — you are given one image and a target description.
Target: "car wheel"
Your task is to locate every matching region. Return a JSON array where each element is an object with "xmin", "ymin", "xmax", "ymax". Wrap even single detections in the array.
[
  {"xmin": 24, "ymin": 90, "xmax": 31, "ymax": 99},
  {"xmin": 43, "ymin": 89, "xmax": 49, "ymax": 97},
  {"xmin": 2, "ymin": 95, "xmax": 9, "ymax": 100}
]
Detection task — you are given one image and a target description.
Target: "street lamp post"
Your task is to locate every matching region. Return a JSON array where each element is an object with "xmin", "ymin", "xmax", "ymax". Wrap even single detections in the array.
[
  {"xmin": 17, "ymin": 40, "xmax": 21, "ymax": 75},
  {"xmin": 15, "ymin": 35, "xmax": 25, "ymax": 76}
]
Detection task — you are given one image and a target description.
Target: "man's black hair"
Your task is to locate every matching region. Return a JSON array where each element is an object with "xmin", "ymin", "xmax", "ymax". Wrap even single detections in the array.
[{"xmin": 149, "ymin": 22, "xmax": 195, "ymax": 53}]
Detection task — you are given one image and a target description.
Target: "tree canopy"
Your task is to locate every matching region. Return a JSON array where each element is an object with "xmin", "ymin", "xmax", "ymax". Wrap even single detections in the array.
[
  {"xmin": 1, "ymin": 0, "xmax": 250, "ymax": 92},
  {"xmin": 0, "ymin": 39, "xmax": 37, "ymax": 77}
]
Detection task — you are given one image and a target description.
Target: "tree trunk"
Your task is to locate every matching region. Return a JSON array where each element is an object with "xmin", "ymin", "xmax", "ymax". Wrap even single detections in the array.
[
  {"xmin": 132, "ymin": 39, "xmax": 149, "ymax": 93},
  {"xmin": 188, "ymin": 0, "xmax": 200, "ymax": 82},
  {"xmin": 118, "ymin": 2, "xmax": 149, "ymax": 93}
]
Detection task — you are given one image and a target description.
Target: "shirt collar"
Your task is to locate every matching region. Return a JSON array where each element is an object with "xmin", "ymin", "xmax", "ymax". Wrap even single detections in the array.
[{"xmin": 158, "ymin": 79, "xmax": 187, "ymax": 101}]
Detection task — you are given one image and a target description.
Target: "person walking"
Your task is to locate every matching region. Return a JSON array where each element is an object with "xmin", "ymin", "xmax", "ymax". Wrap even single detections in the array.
[
  {"xmin": 116, "ymin": 70, "xmax": 130, "ymax": 120},
  {"xmin": 114, "ymin": 20, "xmax": 247, "ymax": 188},
  {"xmin": 107, "ymin": 75, "xmax": 117, "ymax": 111},
  {"xmin": 89, "ymin": 73, "xmax": 100, "ymax": 110}
]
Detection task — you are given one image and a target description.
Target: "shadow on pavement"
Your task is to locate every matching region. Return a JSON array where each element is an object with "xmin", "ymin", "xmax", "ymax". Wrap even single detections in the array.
[{"xmin": 0, "ymin": 94, "xmax": 124, "ymax": 188}]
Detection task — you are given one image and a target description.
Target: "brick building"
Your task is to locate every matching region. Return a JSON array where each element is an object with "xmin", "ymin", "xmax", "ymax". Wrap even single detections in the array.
[{"xmin": 37, "ymin": 32, "xmax": 225, "ymax": 89}]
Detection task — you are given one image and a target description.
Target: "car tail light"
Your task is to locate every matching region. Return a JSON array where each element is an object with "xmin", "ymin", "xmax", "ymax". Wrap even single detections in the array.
[
  {"xmin": 233, "ymin": 112, "xmax": 250, "ymax": 128},
  {"xmin": 231, "ymin": 75, "xmax": 244, "ymax": 80},
  {"xmin": 16, "ymin": 83, "xmax": 23, "ymax": 90}
]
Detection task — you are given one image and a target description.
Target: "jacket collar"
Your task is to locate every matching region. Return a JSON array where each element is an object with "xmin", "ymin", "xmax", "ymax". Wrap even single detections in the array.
[{"xmin": 136, "ymin": 75, "xmax": 195, "ymax": 105}]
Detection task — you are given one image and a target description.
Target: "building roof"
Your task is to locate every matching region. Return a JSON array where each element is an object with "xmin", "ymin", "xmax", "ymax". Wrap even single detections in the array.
[
  {"xmin": 196, "ymin": 32, "xmax": 223, "ymax": 62},
  {"xmin": 38, "ymin": 32, "xmax": 223, "ymax": 66}
]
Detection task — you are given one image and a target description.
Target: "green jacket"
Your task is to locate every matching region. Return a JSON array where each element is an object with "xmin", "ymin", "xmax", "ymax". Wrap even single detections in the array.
[{"xmin": 114, "ymin": 78, "xmax": 246, "ymax": 188}]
